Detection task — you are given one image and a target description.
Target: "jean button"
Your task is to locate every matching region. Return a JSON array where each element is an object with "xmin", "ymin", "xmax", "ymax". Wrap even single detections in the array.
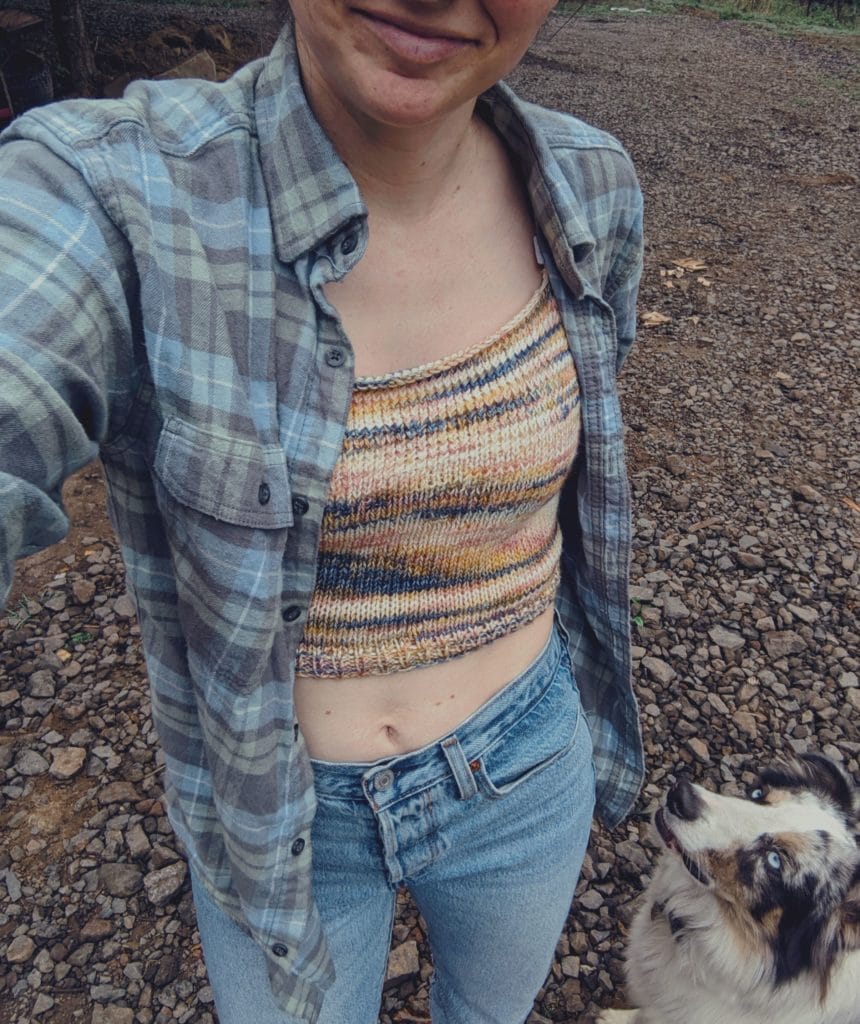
[
  {"xmin": 292, "ymin": 495, "xmax": 309, "ymax": 517},
  {"xmin": 271, "ymin": 943, "xmax": 288, "ymax": 958},
  {"xmin": 374, "ymin": 769, "xmax": 394, "ymax": 792},
  {"xmin": 291, "ymin": 837, "xmax": 305, "ymax": 856},
  {"xmin": 282, "ymin": 605, "xmax": 302, "ymax": 623},
  {"xmin": 325, "ymin": 347, "xmax": 345, "ymax": 368},
  {"xmin": 340, "ymin": 232, "xmax": 358, "ymax": 255},
  {"xmin": 258, "ymin": 482, "xmax": 271, "ymax": 505}
]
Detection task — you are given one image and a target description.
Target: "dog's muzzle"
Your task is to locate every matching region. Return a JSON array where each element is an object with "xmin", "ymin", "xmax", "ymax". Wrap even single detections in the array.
[{"xmin": 655, "ymin": 802, "xmax": 711, "ymax": 886}]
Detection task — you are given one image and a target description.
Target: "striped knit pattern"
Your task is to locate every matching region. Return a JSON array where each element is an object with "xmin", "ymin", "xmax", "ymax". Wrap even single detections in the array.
[{"xmin": 296, "ymin": 275, "xmax": 581, "ymax": 677}]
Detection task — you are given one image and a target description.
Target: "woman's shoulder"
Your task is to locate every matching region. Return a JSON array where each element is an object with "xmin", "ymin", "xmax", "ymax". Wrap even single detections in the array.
[
  {"xmin": 4, "ymin": 56, "xmax": 266, "ymax": 163},
  {"xmin": 485, "ymin": 84, "xmax": 638, "ymax": 192}
]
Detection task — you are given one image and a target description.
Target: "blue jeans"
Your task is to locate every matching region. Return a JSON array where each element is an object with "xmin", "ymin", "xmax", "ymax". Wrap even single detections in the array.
[{"xmin": 191, "ymin": 622, "xmax": 595, "ymax": 1024}]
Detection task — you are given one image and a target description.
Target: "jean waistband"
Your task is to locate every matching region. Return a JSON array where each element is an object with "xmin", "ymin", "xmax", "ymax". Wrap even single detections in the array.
[{"xmin": 310, "ymin": 621, "xmax": 568, "ymax": 806}]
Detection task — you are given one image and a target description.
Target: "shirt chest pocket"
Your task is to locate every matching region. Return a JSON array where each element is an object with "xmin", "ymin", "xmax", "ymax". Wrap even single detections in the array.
[
  {"xmin": 152, "ymin": 417, "xmax": 294, "ymax": 695},
  {"xmin": 154, "ymin": 416, "xmax": 294, "ymax": 529}
]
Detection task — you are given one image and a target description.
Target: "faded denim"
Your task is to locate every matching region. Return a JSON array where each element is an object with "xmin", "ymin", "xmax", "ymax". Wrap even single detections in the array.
[{"xmin": 191, "ymin": 622, "xmax": 595, "ymax": 1024}]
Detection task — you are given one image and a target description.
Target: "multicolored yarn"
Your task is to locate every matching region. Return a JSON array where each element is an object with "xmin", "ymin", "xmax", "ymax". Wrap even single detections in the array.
[{"xmin": 295, "ymin": 275, "xmax": 581, "ymax": 678}]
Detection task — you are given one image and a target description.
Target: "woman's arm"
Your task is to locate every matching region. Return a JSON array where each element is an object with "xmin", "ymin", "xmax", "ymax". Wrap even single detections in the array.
[{"xmin": 0, "ymin": 138, "xmax": 136, "ymax": 606}]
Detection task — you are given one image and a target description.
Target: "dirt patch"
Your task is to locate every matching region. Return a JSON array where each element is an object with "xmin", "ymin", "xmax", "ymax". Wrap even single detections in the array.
[{"xmin": 8, "ymin": 465, "xmax": 109, "ymax": 606}]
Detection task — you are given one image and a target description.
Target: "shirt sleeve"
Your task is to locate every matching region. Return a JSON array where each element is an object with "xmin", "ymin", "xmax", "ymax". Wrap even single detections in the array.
[{"xmin": 0, "ymin": 136, "xmax": 136, "ymax": 608}]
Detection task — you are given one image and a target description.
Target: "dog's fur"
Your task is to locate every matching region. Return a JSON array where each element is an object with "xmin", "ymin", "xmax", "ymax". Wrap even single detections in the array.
[{"xmin": 598, "ymin": 753, "xmax": 860, "ymax": 1024}]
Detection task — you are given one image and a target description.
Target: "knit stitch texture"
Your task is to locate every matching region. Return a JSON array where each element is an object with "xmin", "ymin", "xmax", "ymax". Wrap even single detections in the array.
[{"xmin": 296, "ymin": 276, "xmax": 581, "ymax": 677}]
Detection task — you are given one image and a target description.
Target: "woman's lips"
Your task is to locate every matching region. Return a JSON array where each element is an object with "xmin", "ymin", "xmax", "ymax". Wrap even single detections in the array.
[{"xmin": 357, "ymin": 11, "xmax": 474, "ymax": 64}]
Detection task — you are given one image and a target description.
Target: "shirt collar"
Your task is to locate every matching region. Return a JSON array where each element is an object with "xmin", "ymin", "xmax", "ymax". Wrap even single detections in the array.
[
  {"xmin": 254, "ymin": 26, "xmax": 367, "ymax": 265},
  {"xmin": 478, "ymin": 83, "xmax": 595, "ymax": 298},
  {"xmin": 254, "ymin": 25, "xmax": 595, "ymax": 291}
]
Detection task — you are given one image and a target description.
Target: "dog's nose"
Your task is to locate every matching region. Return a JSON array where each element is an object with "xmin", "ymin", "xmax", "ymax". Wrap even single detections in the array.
[{"xmin": 667, "ymin": 777, "xmax": 704, "ymax": 821}]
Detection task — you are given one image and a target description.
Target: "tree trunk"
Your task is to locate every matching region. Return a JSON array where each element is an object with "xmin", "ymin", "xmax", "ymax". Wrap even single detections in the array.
[{"xmin": 49, "ymin": 0, "xmax": 96, "ymax": 97}]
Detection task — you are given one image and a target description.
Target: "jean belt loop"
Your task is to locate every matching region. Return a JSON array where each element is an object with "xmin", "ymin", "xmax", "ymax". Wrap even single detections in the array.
[
  {"xmin": 440, "ymin": 735, "xmax": 478, "ymax": 801},
  {"xmin": 553, "ymin": 609, "xmax": 571, "ymax": 647}
]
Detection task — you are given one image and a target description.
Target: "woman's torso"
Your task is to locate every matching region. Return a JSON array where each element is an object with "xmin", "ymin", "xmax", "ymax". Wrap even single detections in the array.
[{"xmin": 295, "ymin": 120, "xmax": 559, "ymax": 762}]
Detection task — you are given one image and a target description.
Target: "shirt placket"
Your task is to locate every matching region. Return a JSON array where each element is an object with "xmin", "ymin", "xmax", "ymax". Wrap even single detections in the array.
[{"xmin": 275, "ymin": 226, "xmax": 364, "ymax": 641}]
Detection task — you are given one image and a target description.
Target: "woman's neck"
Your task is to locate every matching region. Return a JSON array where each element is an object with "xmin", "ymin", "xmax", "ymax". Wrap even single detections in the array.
[{"xmin": 299, "ymin": 53, "xmax": 486, "ymax": 221}]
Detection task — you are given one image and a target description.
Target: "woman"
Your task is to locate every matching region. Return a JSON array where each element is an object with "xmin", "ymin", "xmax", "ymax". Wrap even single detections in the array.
[{"xmin": 0, "ymin": 2, "xmax": 644, "ymax": 1021}]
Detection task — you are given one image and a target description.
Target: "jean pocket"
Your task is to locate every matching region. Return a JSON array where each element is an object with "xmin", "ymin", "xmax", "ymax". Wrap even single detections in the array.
[{"xmin": 475, "ymin": 661, "xmax": 584, "ymax": 799}]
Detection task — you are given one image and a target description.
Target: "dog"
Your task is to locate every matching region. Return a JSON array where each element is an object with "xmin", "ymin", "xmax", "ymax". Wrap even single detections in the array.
[{"xmin": 598, "ymin": 752, "xmax": 860, "ymax": 1024}]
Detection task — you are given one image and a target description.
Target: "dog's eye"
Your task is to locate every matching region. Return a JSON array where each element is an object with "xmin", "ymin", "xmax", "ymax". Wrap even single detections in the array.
[
  {"xmin": 750, "ymin": 786, "xmax": 766, "ymax": 801},
  {"xmin": 765, "ymin": 850, "xmax": 782, "ymax": 872}
]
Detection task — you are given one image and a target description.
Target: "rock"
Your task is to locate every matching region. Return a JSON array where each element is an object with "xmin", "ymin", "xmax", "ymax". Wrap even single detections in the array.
[
  {"xmin": 686, "ymin": 738, "xmax": 711, "ymax": 763},
  {"xmin": 560, "ymin": 954, "xmax": 581, "ymax": 978},
  {"xmin": 642, "ymin": 657, "xmax": 676, "ymax": 685},
  {"xmin": 736, "ymin": 552, "xmax": 766, "ymax": 569},
  {"xmin": 49, "ymin": 746, "xmax": 88, "ymax": 780},
  {"xmin": 143, "ymin": 861, "xmax": 187, "ymax": 906},
  {"xmin": 787, "ymin": 603, "xmax": 818, "ymax": 624},
  {"xmin": 4, "ymin": 869, "xmax": 22, "ymax": 901},
  {"xmin": 707, "ymin": 693, "xmax": 730, "ymax": 715},
  {"xmin": 196, "ymin": 23, "xmax": 232, "ymax": 51},
  {"xmin": 32, "ymin": 993, "xmax": 55, "ymax": 1015},
  {"xmin": 15, "ymin": 749, "xmax": 49, "ymax": 776},
  {"xmin": 155, "ymin": 51, "xmax": 218, "ymax": 82},
  {"xmin": 662, "ymin": 596, "xmax": 691, "ymax": 619},
  {"xmin": 92, "ymin": 1008, "xmax": 135, "ymax": 1024},
  {"xmin": 126, "ymin": 823, "xmax": 151, "ymax": 859},
  {"xmin": 27, "ymin": 669, "xmax": 56, "ymax": 698},
  {"xmin": 708, "ymin": 625, "xmax": 745, "ymax": 651},
  {"xmin": 99, "ymin": 864, "xmax": 143, "ymax": 897},
  {"xmin": 385, "ymin": 940, "xmax": 419, "ymax": 986},
  {"xmin": 153, "ymin": 952, "xmax": 180, "ymax": 987},
  {"xmin": 578, "ymin": 889, "xmax": 604, "ymax": 911},
  {"xmin": 90, "ymin": 985, "xmax": 127, "ymax": 1004},
  {"xmin": 6, "ymin": 934, "xmax": 36, "ymax": 963},
  {"xmin": 614, "ymin": 839, "xmax": 651, "ymax": 871},
  {"xmin": 732, "ymin": 710, "xmax": 758, "ymax": 737},
  {"xmin": 81, "ymin": 917, "xmax": 115, "ymax": 941},
  {"xmin": 98, "ymin": 782, "xmax": 139, "ymax": 806},
  {"xmin": 0, "ymin": 689, "xmax": 20, "ymax": 709},
  {"xmin": 42, "ymin": 591, "xmax": 66, "ymax": 612},
  {"xmin": 72, "ymin": 578, "xmax": 97, "ymax": 604},
  {"xmin": 664, "ymin": 454, "xmax": 687, "ymax": 477},
  {"xmin": 763, "ymin": 630, "xmax": 807, "ymax": 659},
  {"xmin": 791, "ymin": 484, "xmax": 824, "ymax": 504}
]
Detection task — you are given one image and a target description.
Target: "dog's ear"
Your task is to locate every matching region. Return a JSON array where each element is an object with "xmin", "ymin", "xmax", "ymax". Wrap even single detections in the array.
[
  {"xmin": 837, "ymin": 864, "xmax": 860, "ymax": 953},
  {"xmin": 761, "ymin": 753, "xmax": 855, "ymax": 815},
  {"xmin": 799, "ymin": 753, "xmax": 856, "ymax": 815}
]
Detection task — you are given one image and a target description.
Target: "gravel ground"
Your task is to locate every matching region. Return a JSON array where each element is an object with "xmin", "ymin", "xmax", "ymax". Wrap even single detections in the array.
[{"xmin": 1, "ymin": 6, "xmax": 859, "ymax": 1024}]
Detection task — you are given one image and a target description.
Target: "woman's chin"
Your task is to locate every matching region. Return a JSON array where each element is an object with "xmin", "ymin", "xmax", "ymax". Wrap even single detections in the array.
[{"xmin": 349, "ymin": 75, "xmax": 477, "ymax": 131}]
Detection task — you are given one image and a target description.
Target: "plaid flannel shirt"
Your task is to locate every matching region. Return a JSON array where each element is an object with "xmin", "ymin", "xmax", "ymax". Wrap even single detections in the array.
[{"xmin": 0, "ymin": 26, "xmax": 644, "ymax": 1021}]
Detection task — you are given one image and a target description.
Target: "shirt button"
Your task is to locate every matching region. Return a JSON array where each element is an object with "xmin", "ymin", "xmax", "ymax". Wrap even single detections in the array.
[
  {"xmin": 282, "ymin": 605, "xmax": 302, "ymax": 623},
  {"xmin": 374, "ymin": 769, "xmax": 394, "ymax": 792},
  {"xmin": 325, "ymin": 347, "xmax": 346, "ymax": 368},
  {"xmin": 340, "ymin": 232, "xmax": 358, "ymax": 255},
  {"xmin": 291, "ymin": 838, "xmax": 305, "ymax": 856},
  {"xmin": 258, "ymin": 482, "xmax": 271, "ymax": 506},
  {"xmin": 291, "ymin": 496, "xmax": 309, "ymax": 517},
  {"xmin": 271, "ymin": 943, "xmax": 289, "ymax": 958}
]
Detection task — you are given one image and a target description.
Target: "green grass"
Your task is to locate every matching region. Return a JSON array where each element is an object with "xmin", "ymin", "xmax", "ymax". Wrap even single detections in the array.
[{"xmin": 559, "ymin": 0, "xmax": 858, "ymax": 33}]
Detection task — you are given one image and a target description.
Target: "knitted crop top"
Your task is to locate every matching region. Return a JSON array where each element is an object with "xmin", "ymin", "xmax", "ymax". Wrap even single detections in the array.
[{"xmin": 295, "ymin": 274, "xmax": 580, "ymax": 678}]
